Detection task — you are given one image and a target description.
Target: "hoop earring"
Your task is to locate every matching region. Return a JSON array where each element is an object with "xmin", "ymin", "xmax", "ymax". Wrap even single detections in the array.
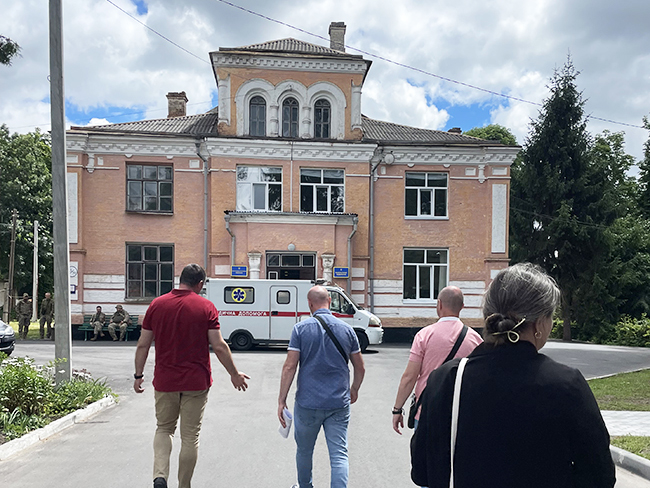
[{"xmin": 534, "ymin": 330, "xmax": 542, "ymax": 339}]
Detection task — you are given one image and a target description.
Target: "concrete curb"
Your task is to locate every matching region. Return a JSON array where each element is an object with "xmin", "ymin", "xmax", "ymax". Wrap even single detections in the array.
[
  {"xmin": 0, "ymin": 396, "xmax": 116, "ymax": 461},
  {"xmin": 611, "ymin": 445, "xmax": 650, "ymax": 480}
]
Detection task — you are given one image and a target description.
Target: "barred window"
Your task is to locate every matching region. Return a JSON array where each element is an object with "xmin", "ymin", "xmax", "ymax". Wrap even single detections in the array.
[
  {"xmin": 126, "ymin": 244, "xmax": 174, "ymax": 299},
  {"xmin": 127, "ymin": 164, "xmax": 173, "ymax": 213}
]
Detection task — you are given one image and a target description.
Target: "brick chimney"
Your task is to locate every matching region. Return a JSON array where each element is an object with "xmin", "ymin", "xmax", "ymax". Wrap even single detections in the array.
[
  {"xmin": 166, "ymin": 91, "xmax": 188, "ymax": 118},
  {"xmin": 329, "ymin": 22, "xmax": 346, "ymax": 52}
]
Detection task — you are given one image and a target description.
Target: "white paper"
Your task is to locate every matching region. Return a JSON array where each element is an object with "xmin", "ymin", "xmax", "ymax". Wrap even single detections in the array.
[{"xmin": 278, "ymin": 407, "xmax": 293, "ymax": 438}]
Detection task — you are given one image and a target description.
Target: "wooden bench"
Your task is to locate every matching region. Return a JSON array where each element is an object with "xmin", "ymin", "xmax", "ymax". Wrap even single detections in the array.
[{"xmin": 79, "ymin": 314, "xmax": 140, "ymax": 341}]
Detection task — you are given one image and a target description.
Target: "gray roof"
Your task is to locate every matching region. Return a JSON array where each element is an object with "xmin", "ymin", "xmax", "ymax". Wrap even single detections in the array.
[
  {"xmin": 70, "ymin": 109, "xmax": 502, "ymax": 147},
  {"xmin": 219, "ymin": 38, "xmax": 362, "ymax": 59},
  {"xmin": 71, "ymin": 111, "xmax": 219, "ymax": 136},
  {"xmin": 361, "ymin": 116, "xmax": 498, "ymax": 145}
]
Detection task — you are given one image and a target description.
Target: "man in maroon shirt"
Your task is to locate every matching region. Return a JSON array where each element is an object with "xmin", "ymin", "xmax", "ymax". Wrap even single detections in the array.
[{"xmin": 134, "ymin": 263, "xmax": 249, "ymax": 488}]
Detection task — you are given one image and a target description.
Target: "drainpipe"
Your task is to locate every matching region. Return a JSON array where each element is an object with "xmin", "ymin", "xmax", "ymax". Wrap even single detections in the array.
[
  {"xmin": 195, "ymin": 140, "xmax": 210, "ymax": 271},
  {"xmin": 368, "ymin": 147, "xmax": 383, "ymax": 314},
  {"xmin": 224, "ymin": 213, "xmax": 235, "ymax": 268},
  {"xmin": 347, "ymin": 215, "xmax": 358, "ymax": 294}
]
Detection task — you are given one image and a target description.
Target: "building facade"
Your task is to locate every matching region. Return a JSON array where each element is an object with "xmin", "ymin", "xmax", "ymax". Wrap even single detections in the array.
[{"xmin": 65, "ymin": 23, "xmax": 519, "ymax": 329}]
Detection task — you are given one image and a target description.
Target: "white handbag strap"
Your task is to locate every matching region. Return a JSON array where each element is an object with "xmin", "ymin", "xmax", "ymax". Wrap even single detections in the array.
[{"xmin": 449, "ymin": 357, "xmax": 468, "ymax": 488}]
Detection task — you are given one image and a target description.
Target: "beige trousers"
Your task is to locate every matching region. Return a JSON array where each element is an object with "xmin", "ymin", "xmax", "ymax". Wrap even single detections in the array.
[{"xmin": 153, "ymin": 389, "xmax": 209, "ymax": 488}]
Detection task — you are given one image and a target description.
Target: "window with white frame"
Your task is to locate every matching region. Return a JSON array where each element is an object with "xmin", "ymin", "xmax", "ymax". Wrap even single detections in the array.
[
  {"xmin": 300, "ymin": 168, "xmax": 344, "ymax": 213},
  {"xmin": 282, "ymin": 97, "xmax": 299, "ymax": 137},
  {"xmin": 249, "ymin": 96, "xmax": 266, "ymax": 136},
  {"xmin": 126, "ymin": 243, "xmax": 174, "ymax": 299},
  {"xmin": 405, "ymin": 172, "xmax": 448, "ymax": 218},
  {"xmin": 236, "ymin": 166, "xmax": 282, "ymax": 211},
  {"xmin": 403, "ymin": 248, "xmax": 448, "ymax": 300},
  {"xmin": 314, "ymin": 99, "xmax": 331, "ymax": 138},
  {"xmin": 127, "ymin": 164, "xmax": 173, "ymax": 212}
]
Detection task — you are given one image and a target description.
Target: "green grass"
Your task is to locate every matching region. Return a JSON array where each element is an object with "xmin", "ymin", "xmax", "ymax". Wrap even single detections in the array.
[
  {"xmin": 7, "ymin": 320, "xmax": 50, "ymax": 340},
  {"xmin": 611, "ymin": 436, "xmax": 650, "ymax": 460},
  {"xmin": 588, "ymin": 369, "xmax": 650, "ymax": 411}
]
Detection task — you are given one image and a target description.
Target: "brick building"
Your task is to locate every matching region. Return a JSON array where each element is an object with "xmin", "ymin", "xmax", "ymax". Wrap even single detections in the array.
[{"xmin": 65, "ymin": 22, "xmax": 519, "ymax": 329}]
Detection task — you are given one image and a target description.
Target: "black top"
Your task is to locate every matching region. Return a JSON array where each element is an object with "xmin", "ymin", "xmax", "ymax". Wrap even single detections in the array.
[{"xmin": 411, "ymin": 341, "xmax": 616, "ymax": 488}]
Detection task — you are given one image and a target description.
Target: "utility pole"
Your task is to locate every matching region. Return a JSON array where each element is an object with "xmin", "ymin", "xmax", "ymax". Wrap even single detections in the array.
[
  {"xmin": 32, "ymin": 220, "xmax": 39, "ymax": 322},
  {"xmin": 6, "ymin": 209, "xmax": 17, "ymax": 322},
  {"xmin": 50, "ymin": 0, "xmax": 72, "ymax": 384}
]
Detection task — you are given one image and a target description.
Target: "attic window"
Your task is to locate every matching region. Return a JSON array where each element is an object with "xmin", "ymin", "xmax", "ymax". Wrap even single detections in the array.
[{"xmin": 249, "ymin": 96, "xmax": 266, "ymax": 136}]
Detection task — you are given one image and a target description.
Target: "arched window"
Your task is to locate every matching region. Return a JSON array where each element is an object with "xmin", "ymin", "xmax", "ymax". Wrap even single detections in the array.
[
  {"xmin": 282, "ymin": 97, "xmax": 299, "ymax": 137},
  {"xmin": 314, "ymin": 99, "xmax": 331, "ymax": 138},
  {"xmin": 249, "ymin": 96, "xmax": 266, "ymax": 136}
]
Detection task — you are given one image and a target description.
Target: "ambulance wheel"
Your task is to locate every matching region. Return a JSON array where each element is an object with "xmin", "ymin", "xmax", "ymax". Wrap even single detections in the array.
[
  {"xmin": 230, "ymin": 332, "xmax": 253, "ymax": 351},
  {"xmin": 356, "ymin": 331, "xmax": 369, "ymax": 353}
]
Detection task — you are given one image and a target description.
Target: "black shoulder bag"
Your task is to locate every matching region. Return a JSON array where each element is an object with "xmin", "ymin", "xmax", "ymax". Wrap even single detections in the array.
[
  {"xmin": 407, "ymin": 324, "xmax": 468, "ymax": 429},
  {"xmin": 313, "ymin": 314, "xmax": 348, "ymax": 363}
]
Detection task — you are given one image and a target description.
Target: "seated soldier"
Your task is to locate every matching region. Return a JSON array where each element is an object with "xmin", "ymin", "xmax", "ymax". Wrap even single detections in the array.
[
  {"xmin": 108, "ymin": 304, "xmax": 130, "ymax": 341},
  {"xmin": 90, "ymin": 305, "xmax": 106, "ymax": 341}
]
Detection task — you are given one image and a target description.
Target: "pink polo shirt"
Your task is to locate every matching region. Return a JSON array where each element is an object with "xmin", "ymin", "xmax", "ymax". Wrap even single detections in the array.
[{"xmin": 409, "ymin": 317, "xmax": 483, "ymax": 399}]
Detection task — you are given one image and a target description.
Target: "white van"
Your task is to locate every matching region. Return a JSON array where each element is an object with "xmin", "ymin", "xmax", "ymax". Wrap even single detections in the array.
[{"xmin": 202, "ymin": 278, "xmax": 383, "ymax": 351}]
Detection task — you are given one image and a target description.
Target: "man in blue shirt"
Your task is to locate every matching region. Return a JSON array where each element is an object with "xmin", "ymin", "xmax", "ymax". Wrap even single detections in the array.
[{"xmin": 278, "ymin": 285, "xmax": 366, "ymax": 488}]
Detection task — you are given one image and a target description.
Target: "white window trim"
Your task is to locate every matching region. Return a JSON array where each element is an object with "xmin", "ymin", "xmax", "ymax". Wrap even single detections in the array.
[
  {"xmin": 235, "ymin": 79, "xmax": 275, "ymax": 137},
  {"xmin": 402, "ymin": 248, "xmax": 449, "ymax": 302},
  {"xmin": 307, "ymin": 82, "xmax": 346, "ymax": 140},
  {"xmin": 236, "ymin": 166, "xmax": 283, "ymax": 212},
  {"xmin": 404, "ymin": 172, "xmax": 449, "ymax": 219},
  {"xmin": 299, "ymin": 168, "xmax": 345, "ymax": 213}
]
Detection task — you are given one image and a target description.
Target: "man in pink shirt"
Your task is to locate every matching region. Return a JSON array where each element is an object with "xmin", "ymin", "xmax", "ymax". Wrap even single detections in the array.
[{"xmin": 391, "ymin": 286, "xmax": 482, "ymax": 434}]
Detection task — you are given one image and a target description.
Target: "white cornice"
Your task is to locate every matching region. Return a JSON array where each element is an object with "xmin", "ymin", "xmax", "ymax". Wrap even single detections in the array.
[
  {"xmin": 66, "ymin": 133, "xmax": 199, "ymax": 157},
  {"xmin": 213, "ymin": 54, "xmax": 368, "ymax": 75},
  {"xmin": 226, "ymin": 212, "xmax": 357, "ymax": 225},
  {"xmin": 380, "ymin": 145, "xmax": 520, "ymax": 166},
  {"xmin": 204, "ymin": 139, "xmax": 377, "ymax": 162}
]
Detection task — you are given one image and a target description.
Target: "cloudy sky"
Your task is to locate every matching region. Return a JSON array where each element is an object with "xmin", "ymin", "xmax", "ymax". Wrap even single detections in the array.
[{"xmin": 1, "ymin": 0, "xmax": 649, "ymax": 162}]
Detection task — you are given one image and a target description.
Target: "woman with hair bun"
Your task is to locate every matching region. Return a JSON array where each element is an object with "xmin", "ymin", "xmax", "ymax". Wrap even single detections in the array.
[{"xmin": 411, "ymin": 263, "xmax": 615, "ymax": 488}]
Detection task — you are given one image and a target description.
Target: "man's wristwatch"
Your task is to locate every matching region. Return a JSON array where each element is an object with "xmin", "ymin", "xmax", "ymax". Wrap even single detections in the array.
[
  {"xmin": 133, "ymin": 373, "xmax": 144, "ymax": 379},
  {"xmin": 392, "ymin": 407, "xmax": 404, "ymax": 415}
]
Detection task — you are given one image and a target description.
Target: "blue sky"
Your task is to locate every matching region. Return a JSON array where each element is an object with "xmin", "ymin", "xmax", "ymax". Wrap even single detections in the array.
[{"xmin": 1, "ymin": 0, "xmax": 648, "ymax": 161}]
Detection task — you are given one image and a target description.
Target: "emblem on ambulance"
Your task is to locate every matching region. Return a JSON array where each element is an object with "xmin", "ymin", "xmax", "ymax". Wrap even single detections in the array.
[{"xmin": 231, "ymin": 287, "xmax": 247, "ymax": 302}]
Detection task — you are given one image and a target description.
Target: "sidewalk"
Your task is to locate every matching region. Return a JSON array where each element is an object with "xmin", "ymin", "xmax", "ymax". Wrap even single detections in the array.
[{"xmin": 603, "ymin": 411, "xmax": 650, "ymax": 481}]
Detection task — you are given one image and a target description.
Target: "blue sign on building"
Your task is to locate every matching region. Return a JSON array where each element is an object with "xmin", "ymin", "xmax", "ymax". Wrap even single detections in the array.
[
  {"xmin": 333, "ymin": 267, "xmax": 349, "ymax": 279},
  {"xmin": 231, "ymin": 266, "xmax": 248, "ymax": 277}
]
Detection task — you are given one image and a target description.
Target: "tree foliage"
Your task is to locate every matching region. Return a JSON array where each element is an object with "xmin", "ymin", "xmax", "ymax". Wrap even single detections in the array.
[
  {"xmin": 639, "ymin": 115, "xmax": 650, "ymax": 219},
  {"xmin": 463, "ymin": 124, "xmax": 518, "ymax": 146},
  {"xmin": 0, "ymin": 125, "xmax": 53, "ymax": 301},
  {"xmin": 0, "ymin": 35, "xmax": 20, "ymax": 66},
  {"xmin": 510, "ymin": 59, "xmax": 625, "ymax": 341}
]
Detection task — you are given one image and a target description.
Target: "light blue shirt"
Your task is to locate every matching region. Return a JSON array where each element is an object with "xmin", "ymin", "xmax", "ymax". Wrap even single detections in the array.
[{"xmin": 288, "ymin": 309, "xmax": 360, "ymax": 409}]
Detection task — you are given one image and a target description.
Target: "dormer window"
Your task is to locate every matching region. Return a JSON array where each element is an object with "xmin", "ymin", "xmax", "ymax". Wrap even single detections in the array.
[
  {"xmin": 314, "ymin": 99, "xmax": 331, "ymax": 138},
  {"xmin": 282, "ymin": 97, "xmax": 299, "ymax": 137},
  {"xmin": 249, "ymin": 96, "xmax": 266, "ymax": 136}
]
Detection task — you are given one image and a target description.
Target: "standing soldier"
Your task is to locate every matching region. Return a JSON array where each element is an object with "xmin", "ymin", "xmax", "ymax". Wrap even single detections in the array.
[
  {"xmin": 90, "ymin": 305, "xmax": 106, "ymax": 341},
  {"xmin": 39, "ymin": 292, "xmax": 54, "ymax": 340},
  {"xmin": 16, "ymin": 293, "xmax": 32, "ymax": 340},
  {"xmin": 109, "ymin": 304, "xmax": 130, "ymax": 341}
]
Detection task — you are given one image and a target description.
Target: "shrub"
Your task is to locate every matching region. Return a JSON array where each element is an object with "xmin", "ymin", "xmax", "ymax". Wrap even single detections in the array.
[
  {"xmin": 607, "ymin": 315, "xmax": 650, "ymax": 347},
  {"xmin": 0, "ymin": 356, "xmax": 53, "ymax": 415}
]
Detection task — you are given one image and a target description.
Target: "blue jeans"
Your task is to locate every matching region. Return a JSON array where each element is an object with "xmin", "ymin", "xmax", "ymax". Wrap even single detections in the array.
[{"xmin": 294, "ymin": 403, "xmax": 350, "ymax": 488}]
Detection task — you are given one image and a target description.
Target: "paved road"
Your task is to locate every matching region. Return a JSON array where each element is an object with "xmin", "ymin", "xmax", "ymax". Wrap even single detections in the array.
[{"xmin": 1, "ymin": 340, "xmax": 650, "ymax": 487}]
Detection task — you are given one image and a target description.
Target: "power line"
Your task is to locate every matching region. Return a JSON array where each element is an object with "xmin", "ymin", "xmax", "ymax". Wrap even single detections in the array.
[{"xmin": 212, "ymin": 0, "xmax": 645, "ymax": 131}]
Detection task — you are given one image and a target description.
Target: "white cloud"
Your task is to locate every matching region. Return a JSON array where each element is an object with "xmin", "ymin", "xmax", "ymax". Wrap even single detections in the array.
[{"xmin": 1, "ymin": 0, "xmax": 648, "ymax": 160}]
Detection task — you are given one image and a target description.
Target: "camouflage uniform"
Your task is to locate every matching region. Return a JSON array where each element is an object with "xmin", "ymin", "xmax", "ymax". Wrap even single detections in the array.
[
  {"xmin": 109, "ymin": 306, "xmax": 130, "ymax": 341},
  {"xmin": 16, "ymin": 296, "xmax": 32, "ymax": 340},
  {"xmin": 39, "ymin": 295, "xmax": 54, "ymax": 339},
  {"xmin": 90, "ymin": 309, "xmax": 106, "ymax": 341}
]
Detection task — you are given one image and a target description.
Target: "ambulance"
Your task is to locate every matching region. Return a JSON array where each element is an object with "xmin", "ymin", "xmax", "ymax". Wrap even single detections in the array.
[{"xmin": 202, "ymin": 278, "xmax": 383, "ymax": 351}]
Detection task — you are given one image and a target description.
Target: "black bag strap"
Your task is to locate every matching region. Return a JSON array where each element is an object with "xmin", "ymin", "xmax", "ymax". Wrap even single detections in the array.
[
  {"xmin": 314, "ymin": 314, "xmax": 348, "ymax": 363},
  {"xmin": 415, "ymin": 324, "xmax": 469, "ymax": 408}
]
